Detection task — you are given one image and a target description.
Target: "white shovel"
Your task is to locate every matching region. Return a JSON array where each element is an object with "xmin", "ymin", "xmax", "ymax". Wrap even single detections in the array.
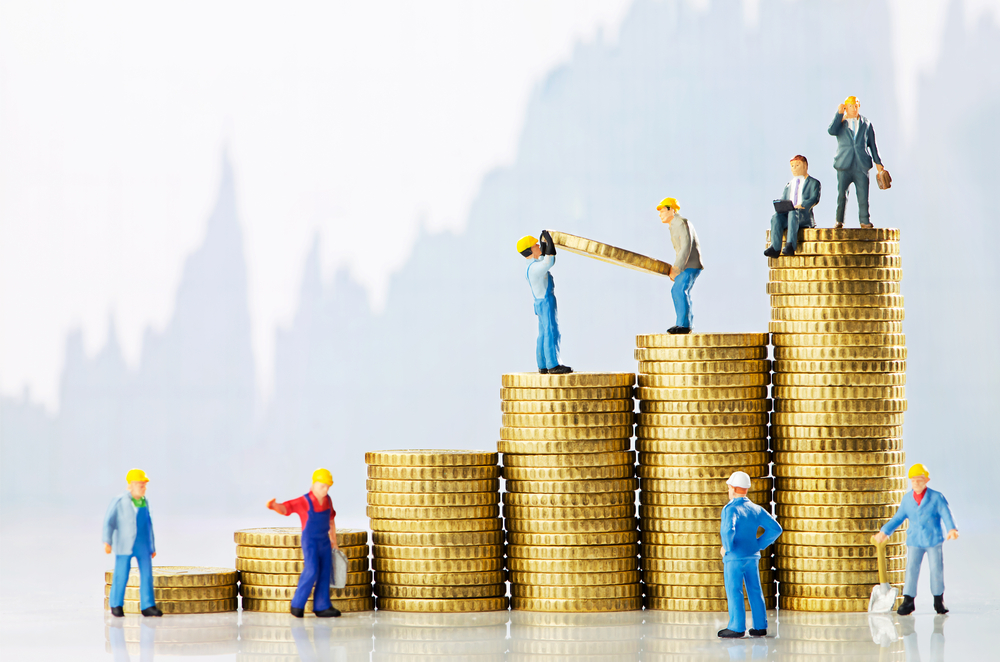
[{"xmin": 868, "ymin": 537, "xmax": 899, "ymax": 613}]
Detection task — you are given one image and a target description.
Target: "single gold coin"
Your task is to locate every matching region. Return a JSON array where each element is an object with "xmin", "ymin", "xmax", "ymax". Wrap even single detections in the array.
[
  {"xmin": 368, "ymin": 518, "xmax": 502, "ymax": 533},
  {"xmin": 638, "ymin": 504, "xmax": 723, "ymax": 520},
  {"xmin": 500, "ymin": 426, "xmax": 632, "ymax": 441},
  {"xmin": 506, "ymin": 557, "xmax": 638, "ymax": 573},
  {"xmin": 104, "ymin": 598, "xmax": 237, "ymax": 614},
  {"xmin": 771, "ymin": 438, "xmax": 903, "ymax": 453},
  {"xmin": 777, "ymin": 517, "xmax": 890, "ymax": 533},
  {"xmin": 636, "ymin": 333, "xmax": 769, "ymax": 348},
  {"xmin": 768, "ymin": 266, "xmax": 901, "ymax": 281},
  {"xmin": 373, "ymin": 584, "xmax": 506, "ymax": 599},
  {"xmin": 637, "ymin": 465, "xmax": 768, "ymax": 480},
  {"xmin": 775, "ymin": 477, "xmax": 906, "ymax": 491},
  {"xmin": 773, "ymin": 344, "xmax": 906, "ymax": 361},
  {"xmin": 776, "ymin": 556, "xmax": 906, "ymax": 572},
  {"xmin": 638, "ymin": 399, "xmax": 771, "ymax": 414},
  {"xmin": 767, "ymin": 279, "xmax": 901, "ymax": 295},
  {"xmin": 639, "ymin": 519, "xmax": 721, "ymax": 534},
  {"xmin": 643, "ymin": 584, "xmax": 774, "ymax": 599},
  {"xmin": 640, "ymin": 477, "xmax": 773, "ymax": 494},
  {"xmin": 635, "ymin": 438, "xmax": 768, "ymax": 454},
  {"xmin": 371, "ymin": 544, "xmax": 504, "ymax": 560},
  {"xmin": 506, "ymin": 530, "xmax": 640, "ymax": 547},
  {"xmin": 769, "ymin": 320, "xmax": 903, "ymax": 334},
  {"xmin": 778, "ymin": 569, "xmax": 905, "ymax": 585},
  {"xmin": 235, "ymin": 557, "xmax": 368, "ymax": 574},
  {"xmin": 773, "ymin": 374, "xmax": 906, "ymax": 389},
  {"xmin": 497, "ymin": 438, "xmax": 630, "ymax": 455},
  {"xmin": 104, "ymin": 584, "xmax": 238, "ymax": 601},
  {"xmin": 641, "ymin": 557, "xmax": 770, "ymax": 572},
  {"xmin": 774, "ymin": 399, "xmax": 907, "ymax": 413},
  {"xmin": 548, "ymin": 230, "xmax": 673, "ymax": 276},
  {"xmin": 636, "ymin": 386, "xmax": 769, "ymax": 401},
  {"xmin": 366, "ymin": 479, "xmax": 500, "ymax": 493},
  {"xmin": 774, "ymin": 543, "xmax": 905, "ymax": 559},
  {"xmin": 367, "ymin": 465, "xmax": 500, "ymax": 480},
  {"xmin": 502, "ymin": 451, "xmax": 634, "ymax": 468},
  {"xmin": 635, "ymin": 347, "xmax": 768, "ymax": 361},
  {"xmin": 774, "ymin": 360, "xmax": 906, "ymax": 375},
  {"xmin": 639, "ymin": 532, "xmax": 721, "ymax": 546},
  {"xmin": 768, "ymin": 253, "xmax": 901, "ymax": 268},
  {"xmin": 501, "ymin": 386, "xmax": 632, "ymax": 401},
  {"xmin": 241, "ymin": 597, "xmax": 374, "ymax": 613},
  {"xmin": 364, "ymin": 449, "xmax": 498, "ymax": 467},
  {"xmin": 639, "ymin": 491, "xmax": 769, "ymax": 507},
  {"xmin": 240, "ymin": 584, "xmax": 371, "ymax": 600},
  {"xmin": 503, "ymin": 491, "xmax": 635, "ymax": 507},
  {"xmin": 510, "ymin": 570, "xmax": 640, "ymax": 587},
  {"xmin": 777, "ymin": 595, "xmax": 889, "ymax": 612},
  {"xmin": 768, "ymin": 227, "xmax": 900, "ymax": 242},
  {"xmin": 237, "ymin": 544, "xmax": 368, "ymax": 560},
  {"xmin": 637, "ymin": 425, "xmax": 768, "ymax": 440},
  {"xmin": 774, "ymin": 490, "xmax": 904, "ymax": 506},
  {"xmin": 510, "ymin": 584, "xmax": 641, "ymax": 600},
  {"xmin": 772, "ymin": 412, "xmax": 905, "ymax": 427},
  {"xmin": 505, "ymin": 478, "xmax": 639, "ymax": 495},
  {"xmin": 775, "ymin": 504, "xmax": 898, "ymax": 519},
  {"xmin": 771, "ymin": 425, "xmax": 903, "ymax": 439},
  {"xmin": 779, "ymin": 583, "xmax": 902, "ymax": 599},
  {"xmin": 779, "ymin": 530, "xmax": 905, "ymax": 546},
  {"xmin": 774, "ymin": 464, "xmax": 904, "ymax": 479},
  {"xmin": 367, "ymin": 491, "xmax": 500, "ymax": 507},
  {"xmin": 239, "ymin": 571, "xmax": 370, "ymax": 587},
  {"xmin": 374, "ymin": 571, "xmax": 505, "ymax": 586},
  {"xmin": 501, "ymin": 412, "xmax": 634, "ymax": 428},
  {"xmin": 639, "ymin": 451, "xmax": 769, "ymax": 467},
  {"xmin": 234, "ymin": 528, "xmax": 367, "ymax": 548},
  {"xmin": 646, "ymin": 596, "xmax": 776, "ymax": 612},
  {"xmin": 771, "ymin": 308, "xmax": 905, "ymax": 323},
  {"xmin": 365, "ymin": 504, "xmax": 500, "ymax": 520},
  {"xmin": 638, "ymin": 373, "xmax": 769, "ymax": 389},
  {"xmin": 638, "ymin": 360, "xmax": 771, "ymax": 375},
  {"xmin": 370, "ymin": 530, "xmax": 503, "ymax": 547},
  {"xmin": 507, "ymin": 543, "xmax": 639, "ymax": 560},
  {"xmin": 771, "ymin": 332, "xmax": 905, "ymax": 347},
  {"xmin": 637, "ymin": 412, "xmax": 769, "ymax": 427},
  {"xmin": 501, "ymin": 399, "xmax": 633, "ymax": 414},
  {"xmin": 103, "ymin": 566, "xmax": 238, "ymax": 588},
  {"xmin": 372, "ymin": 557, "xmax": 504, "ymax": 573},
  {"xmin": 505, "ymin": 518, "xmax": 637, "ymax": 534},
  {"xmin": 643, "ymin": 570, "xmax": 775, "ymax": 586},
  {"xmin": 510, "ymin": 596, "xmax": 642, "ymax": 612},
  {"xmin": 503, "ymin": 504, "xmax": 634, "ymax": 520},
  {"xmin": 503, "ymin": 465, "xmax": 633, "ymax": 481},
  {"xmin": 502, "ymin": 373, "xmax": 635, "ymax": 388}
]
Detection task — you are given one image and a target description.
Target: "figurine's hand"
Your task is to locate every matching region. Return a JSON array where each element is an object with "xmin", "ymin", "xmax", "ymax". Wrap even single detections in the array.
[
  {"xmin": 838, "ymin": 103, "xmax": 846, "ymax": 114},
  {"xmin": 720, "ymin": 546, "xmax": 725, "ymax": 557},
  {"xmin": 669, "ymin": 267, "xmax": 680, "ymax": 281},
  {"xmin": 151, "ymin": 552, "xmax": 157, "ymax": 559},
  {"xmin": 266, "ymin": 498, "xmax": 286, "ymax": 515},
  {"xmin": 105, "ymin": 543, "xmax": 112, "ymax": 554},
  {"xmin": 946, "ymin": 529, "xmax": 959, "ymax": 541},
  {"xmin": 872, "ymin": 532, "xmax": 889, "ymax": 544},
  {"xmin": 876, "ymin": 164, "xmax": 885, "ymax": 173},
  {"xmin": 795, "ymin": 205, "xmax": 804, "ymax": 210}
]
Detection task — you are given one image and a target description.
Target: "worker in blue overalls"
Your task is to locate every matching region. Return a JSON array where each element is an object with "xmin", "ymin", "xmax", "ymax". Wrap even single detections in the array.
[
  {"xmin": 719, "ymin": 471, "xmax": 782, "ymax": 639},
  {"xmin": 103, "ymin": 468, "xmax": 162, "ymax": 617},
  {"xmin": 267, "ymin": 468, "xmax": 341, "ymax": 617},
  {"xmin": 517, "ymin": 230, "xmax": 572, "ymax": 375}
]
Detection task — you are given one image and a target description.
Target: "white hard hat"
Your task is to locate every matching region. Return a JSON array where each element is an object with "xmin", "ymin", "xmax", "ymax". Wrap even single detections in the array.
[{"xmin": 726, "ymin": 471, "xmax": 752, "ymax": 489}]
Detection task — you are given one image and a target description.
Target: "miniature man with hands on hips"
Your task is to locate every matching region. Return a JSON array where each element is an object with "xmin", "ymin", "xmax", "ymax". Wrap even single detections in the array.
[
  {"xmin": 268, "ymin": 468, "xmax": 342, "ymax": 617},
  {"xmin": 873, "ymin": 463, "xmax": 958, "ymax": 616},
  {"xmin": 658, "ymin": 197, "xmax": 703, "ymax": 334},
  {"xmin": 518, "ymin": 230, "xmax": 572, "ymax": 375},
  {"xmin": 719, "ymin": 471, "xmax": 783, "ymax": 639},
  {"xmin": 104, "ymin": 468, "xmax": 162, "ymax": 617}
]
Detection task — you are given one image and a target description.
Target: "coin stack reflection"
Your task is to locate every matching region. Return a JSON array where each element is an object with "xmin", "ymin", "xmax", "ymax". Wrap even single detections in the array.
[
  {"xmin": 642, "ymin": 612, "xmax": 735, "ymax": 660},
  {"xmin": 103, "ymin": 566, "xmax": 238, "ymax": 614},
  {"xmin": 508, "ymin": 611, "xmax": 642, "ymax": 662},
  {"xmin": 634, "ymin": 333, "xmax": 776, "ymax": 611},
  {"xmin": 105, "ymin": 613, "xmax": 239, "ymax": 657},
  {"xmin": 500, "ymin": 372, "xmax": 641, "ymax": 612},
  {"xmin": 774, "ymin": 611, "xmax": 906, "ymax": 661},
  {"xmin": 235, "ymin": 527, "xmax": 374, "ymax": 613},
  {"xmin": 372, "ymin": 612, "xmax": 509, "ymax": 662},
  {"xmin": 237, "ymin": 612, "xmax": 375, "ymax": 662},
  {"xmin": 366, "ymin": 450, "xmax": 508, "ymax": 612},
  {"xmin": 768, "ymin": 227, "xmax": 907, "ymax": 612}
]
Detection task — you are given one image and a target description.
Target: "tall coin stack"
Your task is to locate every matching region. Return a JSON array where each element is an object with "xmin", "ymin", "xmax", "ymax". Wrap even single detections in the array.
[
  {"xmin": 634, "ymin": 333, "xmax": 776, "ymax": 611},
  {"xmin": 768, "ymin": 227, "xmax": 907, "ymax": 612},
  {"xmin": 366, "ymin": 449, "xmax": 508, "ymax": 613},
  {"xmin": 235, "ymin": 527, "xmax": 374, "ymax": 613},
  {"xmin": 499, "ymin": 372, "xmax": 642, "ymax": 613},
  {"xmin": 104, "ymin": 566, "xmax": 238, "ymax": 614}
]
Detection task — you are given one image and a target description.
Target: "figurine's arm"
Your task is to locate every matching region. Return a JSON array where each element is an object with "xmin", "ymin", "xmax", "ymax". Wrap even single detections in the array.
[
  {"xmin": 801, "ymin": 180, "xmax": 821, "ymax": 211},
  {"xmin": 876, "ymin": 502, "xmax": 909, "ymax": 540},
  {"xmin": 828, "ymin": 111, "xmax": 845, "ymax": 136},
  {"xmin": 102, "ymin": 497, "xmax": 118, "ymax": 553},
  {"xmin": 867, "ymin": 124, "xmax": 884, "ymax": 170},
  {"xmin": 937, "ymin": 494, "xmax": 958, "ymax": 540},
  {"xmin": 757, "ymin": 511, "xmax": 783, "ymax": 551},
  {"xmin": 329, "ymin": 509, "xmax": 339, "ymax": 550},
  {"xmin": 267, "ymin": 498, "xmax": 289, "ymax": 516},
  {"xmin": 719, "ymin": 506, "xmax": 736, "ymax": 555},
  {"xmin": 670, "ymin": 221, "xmax": 691, "ymax": 279}
]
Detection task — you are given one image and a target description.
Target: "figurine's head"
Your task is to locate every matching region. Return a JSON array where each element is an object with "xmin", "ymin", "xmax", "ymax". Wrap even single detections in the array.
[
  {"xmin": 726, "ymin": 471, "xmax": 751, "ymax": 499},
  {"xmin": 657, "ymin": 197, "xmax": 679, "ymax": 224},
  {"xmin": 311, "ymin": 468, "xmax": 333, "ymax": 500},
  {"xmin": 125, "ymin": 468, "xmax": 149, "ymax": 499},
  {"xmin": 790, "ymin": 155, "xmax": 808, "ymax": 177},
  {"xmin": 843, "ymin": 96, "xmax": 860, "ymax": 119},
  {"xmin": 908, "ymin": 463, "xmax": 929, "ymax": 494},
  {"xmin": 517, "ymin": 235, "xmax": 541, "ymax": 259}
]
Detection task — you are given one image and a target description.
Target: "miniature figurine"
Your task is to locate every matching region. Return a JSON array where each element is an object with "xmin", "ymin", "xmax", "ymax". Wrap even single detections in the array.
[
  {"xmin": 718, "ymin": 471, "xmax": 783, "ymax": 639},
  {"xmin": 873, "ymin": 463, "xmax": 958, "ymax": 616},
  {"xmin": 657, "ymin": 197, "xmax": 703, "ymax": 334},
  {"xmin": 764, "ymin": 155, "xmax": 821, "ymax": 257},
  {"xmin": 103, "ymin": 468, "xmax": 162, "ymax": 617},
  {"xmin": 517, "ymin": 230, "xmax": 572, "ymax": 374},
  {"xmin": 267, "ymin": 468, "xmax": 342, "ymax": 617},
  {"xmin": 828, "ymin": 95, "xmax": 886, "ymax": 228}
]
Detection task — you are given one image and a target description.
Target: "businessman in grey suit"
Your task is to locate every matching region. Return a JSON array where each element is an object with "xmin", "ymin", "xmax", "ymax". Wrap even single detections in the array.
[
  {"xmin": 829, "ymin": 95, "xmax": 886, "ymax": 228},
  {"xmin": 765, "ymin": 155, "xmax": 821, "ymax": 257}
]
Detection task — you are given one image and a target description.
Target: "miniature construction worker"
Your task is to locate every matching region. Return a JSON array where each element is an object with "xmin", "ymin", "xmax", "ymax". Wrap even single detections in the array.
[
  {"xmin": 103, "ymin": 468, "xmax": 162, "ymax": 617},
  {"xmin": 657, "ymin": 197, "xmax": 703, "ymax": 334},
  {"xmin": 517, "ymin": 230, "xmax": 572, "ymax": 374},
  {"xmin": 718, "ymin": 471, "xmax": 783, "ymax": 639},
  {"xmin": 874, "ymin": 463, "xmax": 958, "ymax": 616},
  {"xmin": 764, "ymin": 155, "xmax": 821, "ymax": 258},
  {"xmin": 828, "ymin": 95, "xmax": 886, "ymax": 228},
  {"xmin": 267, "ymin": 468, "xmax": 342, "ymax": 617}
]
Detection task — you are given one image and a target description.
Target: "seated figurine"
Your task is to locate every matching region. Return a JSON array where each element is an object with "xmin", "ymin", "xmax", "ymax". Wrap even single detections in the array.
[{"xmin": 764, "ymin": 155, "xmax": 820, "ymax": 258}]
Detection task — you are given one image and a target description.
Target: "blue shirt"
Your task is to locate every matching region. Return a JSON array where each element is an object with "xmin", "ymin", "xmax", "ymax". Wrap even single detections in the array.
[
  {"xmin": 721, "ymin": 497, "xmax": 783, "ymax": 560},
  {"xmin": 526, "ymin": 255, "xmax": 555, "ymax": 300},
  {"xmin": 880, "ymin": 488, "xmax": 956, "ymax": 548}
]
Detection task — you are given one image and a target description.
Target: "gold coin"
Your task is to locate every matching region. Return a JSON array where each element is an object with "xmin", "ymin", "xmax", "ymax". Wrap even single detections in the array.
[
  {"xmin": 777, "ymin": 595, "xmax": 890, "ymax": 612},
  {"xmin": 548, "ymin": 230, "xmax": 672, "ymax": 276},
  {"xmin": 771, "ymin": 425, "xmax": 903, "ymax": 439},
  {"xmin": 773, "ymin": 242, "xmax": 901, "ymax": 259},
  {"xmin": 501, "ymin": 399, "xmax": 633, "ymax": 414},
  {"xmin": 240, "ymin": 584, "xmax": 371, "ymax": 600},
  {"xmin": 771, "ymin": 332, "xmax": 905, "ymax": 347},
  {"xmin": 636, "ymin": 333, "xmax": 768, "ymax": 348},
  {"xmin": 774, "ymin": 490, "xmax": 904, "ymax": 506},
  {"xmin": 104, "ymin": 598, "xmax": 237, "ymax": 614},
  {"xmin": 239, "ymin": 571, "xmax": 370, "ymax": 587},
  {"xmin": 511, "ymin": 584, "xmax": 641, "ymax": 600},
  {"xmin": 637, "ymin": 426, "xmax": 768, "ymax": 440},
  {"xmin": 507, "ymin": 544, "xmax": 639, "ymax": 560},
  {"xmin": 643, "ymin": 584, "xmax": 774, "ymax": 599},
  {"xmin": 505, "ymin": 518, "xmax": 636, "ymax": 534},
  {"xmin": 640, "ymin": 477, "xmax": 773, "ymax": 493},
  {"xmin": 103, "ymin": 566, "xmax": 238, "ymax": 588},
  {"xmin": 639, "ymin": 491, "xmax": 769, "ymax": 507},
  {"xmin": 235, "ymin": 557, "xmax": 368, "ymax": 574},
  {"xmin": 103, "ymin": 584, "xmax": 237, "ymax": 601},
  {"xmin": 797, "ymin": 228, "xmax": 900, "ymax": 241},
  {"xmin": 775, "ymin": 385, "xmax": 909, "ymax": 400},
  {"xmin": 501, "ymin": 412, "xmax": 634, "ymax": 428},
  {"xmin": 373, "ymin": 584, "xmax": 506, "ymax": 599},
  {"xmin": 776, "ymin": 556, "xmax": 906, "ymax": 572},
  {"xmin": 503, "ymin": 504, "xmax": 634, "ymax": 520},
  {"xmin": 505, "ymin": 478, "xmax": 638, "ymax": 495},
  {"xmin": 372, "ymin": 557, "xmax": 504, "ymax": 573},
  {"xmin": 774, "ymin": 543, "xmax": 905, "ymax": 559},
  {"xmin": 635, "ymin": 347, "xmax": 768, "ymax": 361},
  {"xmin": 778, "ymin": 570, "xmax": 904, "ymax": 585},
  {"xmin": 507, "ymin": 531, "xmax": 640, "ymax": 546},
  {"xmin": 237, "ymin": 544, "xmax": 368, "ymax": 560},
  {"xmin": 779, "ymin": 530, "xmax": 905, "ymax": 546},
  {"xmin": 773, "ymin": 344, "xmax": 906, "ymax": 360},
  {"xmin": 638, "ymin": 504, "xmax": 723, "ymax": 520},
  {"xmin": 241, "ymin": 597, "xmax": 374, "ymax": 613},
  {"xmin": 774, "ymin": 361, "xmax": 906, "ymax": 375},
  {"xmin": 501, "ymin": 386, "xmax": 632, "ymax": 401},
  {"xmin": 639, "ymin": 532, "xmax": 721, "ymax": 545},
  {"xmin": 503, "ymin": 451, "xmax": 634, "ymax": 468},
  {"xmin": 637, "ymin": 386, "xmax": 769, "ymax": 401},
  {"xmin": 774, "ymin": 399, "xmax": 907, "ymax": 413},
  {"xmin": 635, "ymin": 438, "xmax": 768, "ymax": 454},
  {"xmin": 638, "ymin": 399, "xmax": 771, "ymax": 414},
  {"xmin": 375, "ymin": 596, "xmax": 508, "ymax": 612},
  {"xmin": 639, "ymin": 451, "xmax": 769, "ymax": 467},
  {"xmin": 371, "ymin": 545, "xmax": 504, "ymax": 560},
  {"xmin": 507, "ymin": 557, "xmax": 638, "ymax": 573},
  {"xmin": 775, "ymin": 477, "xmax": 906, "ymax": 491},
  {"xmin": 640, "ymin": 543, "xmax": 772, "ymax": 560},
  {"xmin": 501, "ymin": 373, "xmax": 635, "ymax": 388},
  {"xmin": 770, "ymin": 321, "xmax": 903, "ymax": 334},
  {"xmin": 771, "ymin": 308, "xmax": 904, "ymax": 323},
  {"xmin": 767, "ymin": 280, "xmax": 901, "ymax": 295},
  {"xmin": 637, "ymin": 412, "xmax": 769, "ymax": 427},
  {"xmin": 638, "ymin": 360, "xmax": 771, "ymax": 375},
  {"xmin": 637, "ymin": 465, "xmax": 768, "ymax": 480},
  {"xmin": 367, "ymin": 492, "xmax": 499, "ymax": 507},
  {"xmin": 779, "ymin": 583, "xmax": 902, "ymax": 599},
  {"xmin": 768, "ymin": 254, "xmax": 902, "ymax": 269},
  {"xmin": 768, "ymin": 266, "xmax": 901, "ymax": 281},
  {"xmin": 646, "ymin": 596, "xmax": 776, "ymax": 612},
  {"xmin": 500, "ymin": 426, "xmax": 632, "ymax": 441},
  {"xmin": 777, "ymin": 517, "xmax": 890, "ymax": 533},
  {"xmin": 370, "ymin": 530, "xmax": 503, "ymax": 547},
  {"xmin": 503, "ymin": 491, "xmax": 635, "ymax": 507},
  {"xmin": 374, "ymin": 571, "xmax": 505, "ymax": 586},
  {"xmin": 366, "ymin": 479, "xmax": 500, "ymax": 493},
  {"xmin": 365, "ymin": 505, "xmax": 500, "ymax": 520},
  {"xmin": 367, "ymin": 465, "xmax": 500, "ymax": 480},
  {"xmin": 364, "ymin": 449, "xmax": 498, "ymax": 467},
  {"xmin": 368, "ymin": 518, "xmax": 502, "ymax": 533},
  {"xmin": 510, "ymin": 596, "xmax": 642, "ymax": 612},
  {"xmin": 774, "ymin": 464, "xmax": 904, "ymax": 479},
  {"xmin": 644, "ymin": 570, "xmax": 776, "ymax": 586},
  {"xmin": 775, "ymin": 504, "xmax": 897, "ymax": 519},
  {"xmin": 772, "ymin": 412, "xmax": 904, "ymax": 427},
  {"xmin": 503, "ymin": 465, "xmax": 633, "ymax": 481},
  {"xmin": 510, "ymin": 570, "xmax": 640, "ymax": 587},
  {"xmin": 498, "ymin": 438, "xmax": 630, "ymax": 455},
  {"xmin": 640, "ymin": 519, "xmax": 720, "ymax": 534},
  {"xmin": 642, "ymin": 557, "xmax": 770, "ymax": 572},
  {"xmin": 771, "ymin": 438, "xmax": 903, "ymax": 453},
  {"xmin": 234, "ymin": 527, "xmax": 367, "ymax": 548},
  {"xmin": 638, "ymin": 373, "xmax": 769, "ymax": 388}
]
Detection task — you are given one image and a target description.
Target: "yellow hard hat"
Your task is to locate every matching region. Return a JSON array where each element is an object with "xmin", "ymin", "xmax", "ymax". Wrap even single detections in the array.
[
  {"xmin": 516, "ymin": 235, "xmax": 537, "ymax": 255},
  {"xmin": 907, "ymin": 463, "xmax": 929, "ymax": 479},
  {"xmin": 125, "ymin": 468, "xmax": 150, "ymax": 484},
  {"xmin": 312, "ymin": 468, "xmax": 334, "ymax": 486},
  {"xmin": 844, "ymin": 95, "xmax": 858, "ymax": 106},
  {"xmin": 657, "ymin": 197, "xmax": 679, "ymax": 211}
]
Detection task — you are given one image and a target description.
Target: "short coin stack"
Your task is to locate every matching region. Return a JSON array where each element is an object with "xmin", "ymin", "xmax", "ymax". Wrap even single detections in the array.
[
  {"xmin": 500, "ymin": 372, "xmax": 641, "ymax": 612},
  {"xmin": 634, "ymin": 333, "xmax": 775, "ymax": 611},
  {"xmin": 366, "ymin": 449, "xmax": 508, "ymax": 613},
  {"xmin": 235, "ymin": 527, "xmax": 373, "ymax": 613},
  {"xmin": 768, "ymin": 227, "xmax": 907, "ymax": 611},
  {"xmin": 103, "ymin": 566, "xmax": 238, "ymax": 614}
]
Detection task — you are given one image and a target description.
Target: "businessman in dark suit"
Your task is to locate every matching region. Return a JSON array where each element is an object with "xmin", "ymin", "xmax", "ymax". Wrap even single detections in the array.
[
  {"xmin": 829, "ymin": 95, "xmax": 886, "ymax": 228},
  {"xmin": 764, "ymin": 155, "xmax": 820, "ymax": 258}
]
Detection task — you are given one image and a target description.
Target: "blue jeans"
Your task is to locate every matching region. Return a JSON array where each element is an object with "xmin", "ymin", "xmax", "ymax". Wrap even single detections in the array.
[
  {"xmin": 293, "ymin": 536, "xmax": 332, "ymax": 611},
  {"xmin": 110, "ymin": 551, "xmax": 156, "ymax": 610},
  {"xmin": 770, "ymin": 211, "xmax": 811, "ymax": 251},
  {"xmin": 671, "ymin": 268, "xmax": 701, "ymax": 328},
  {"xmin": 904, "ymin": 543, "xmax": 944, "ymax": 596},
  {"xmin": 835, "ymin": 165, "xmax": 871, "ymax": 225},
  {"xmin": 534, "ymin": 291, "xmax": 560, "ymax": 370},
  {"xmin": 724, "ymin": 557, "xmax": 767, "ymax": 633}
]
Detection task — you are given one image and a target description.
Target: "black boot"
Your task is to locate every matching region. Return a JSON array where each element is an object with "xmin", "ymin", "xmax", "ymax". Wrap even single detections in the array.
[
  {"xmin": 315, "ymin": 607, "xmax": 342, "ymax": 618},
  {"xmin": 537, "ymin": 367, "xmax": 549, "ymax": 374},
  {"xmin": 548, "ymin": 365, "xmax": 573, "ymax": 374},
  {"xmin": 897, "ymin": 595, "xmax": 915, "ymax": 615},
  {"xmin": 718, "ymin": 629, "xmax": 744, "ymax": 638},
  {"xmin": 668, "ymin": 326, "xmax": 692, "ymax": 334},
  {"xmin": 110, "ymin": 606, "xmax": 125, "ymax": 618},
  {"xmin": 781, "ymin": 245, "xmax": 795, "ymax": 256},
  {"xmin": 749, "ymin": 628, "xmax": 766, "ymax": 637},
  {"xmin": 141, "ymin": 605, "xmax": 163, "ymax": 617},
  {"xmin": 763, "ymin": 247, "xmax": 780, "ymax": 258},
  {"xmin": 289, "ymin": 606, "xmax": 305, "ymax": 618},
  {"xmin": 934, "ymin": 594, "xmax": 948, "ymax": 614}
]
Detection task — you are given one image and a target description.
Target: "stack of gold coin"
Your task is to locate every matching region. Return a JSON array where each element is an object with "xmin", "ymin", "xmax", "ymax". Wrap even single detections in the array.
[
  {"xmin": 768, "ymin": 227, "xmax": 907, "ymax": 611},
  {"xmin": 103, "ymin": 566, "xmax": 238, "ymax": 614},
  {"xmin": 372, "ymin": 611, "xmax": 509, "ymax": 661},
  {"xmin": 508, "ymin": 610, "xmax": 642, "ymax": 661},
  {"xmin": 237, "ymin": 611, "xmax": 375, "ymax": 661},
  {"xmin": 634, "ymin": 333, "xmax": 776, "ymax": 611},
  {"xmin": 366, "ymin": 449, "xmax": 507, "ymax": 613},
  {"xmin": 500, "ymin": 372, "xmax": 641, "ymax": 612},
  {"xmin": 235, "ymin": 527, "xmax": 373, "ymax": 613}
]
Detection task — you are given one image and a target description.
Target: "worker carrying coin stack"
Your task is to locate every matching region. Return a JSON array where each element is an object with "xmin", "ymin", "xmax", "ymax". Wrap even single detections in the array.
[
  {"xmin": 267, "ymin": 468, "xmax": 342, "ymax": 618},
  {"xmin": 103, "ymin": 468, "xmax": 162, "ymax": 618}
]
